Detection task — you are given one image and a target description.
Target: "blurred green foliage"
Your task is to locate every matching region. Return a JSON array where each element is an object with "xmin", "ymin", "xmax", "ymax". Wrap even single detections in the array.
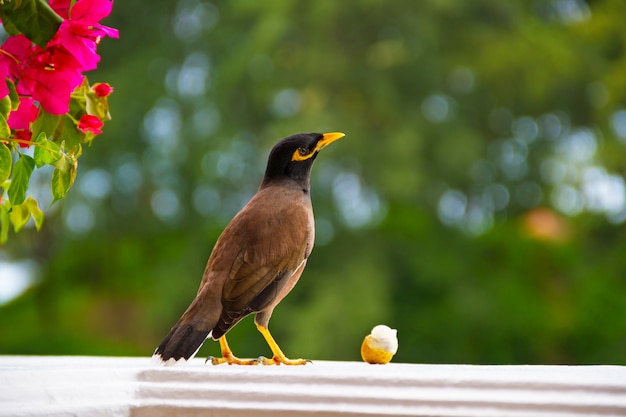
[{"xmin": 1, "ymin": 0, "xmax": 626, "ymax": 365}]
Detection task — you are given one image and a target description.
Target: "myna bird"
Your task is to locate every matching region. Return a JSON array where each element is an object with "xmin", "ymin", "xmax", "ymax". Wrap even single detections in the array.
[{"xmin": 153, "ymin": 132, "xmax": 345, "ymax": 365}]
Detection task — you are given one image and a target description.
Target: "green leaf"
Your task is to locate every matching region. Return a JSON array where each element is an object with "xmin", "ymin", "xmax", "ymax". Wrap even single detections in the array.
[
  {"xmin": 0, "ymin": 203, "xmax": 9, "ymax": 245},
  {"xmin": 7, "ymin": 154, "xmax": 35, "ymax": 205},
  {"xmin": 1, "ymin": 0, "xmax": 63, "ymax": 48},
  {"xmin": 59, "ymin": 113, "xmax": 83, "ymax": 149},
  {"xmin": 51, "ymin": 154, "xmax": 77, "ymax": 203},
  {"xmin": 25, "ymin": 197, "xmax": 44, "ymax": 230},
  {"xmin": 7, "ymin": 80, "xmax": 19, "ymax": 111},
  {"xmin": 33, "ymin": 132, "xmax": 61, "ymax": 167},
  {"xmin": 9, "ymin": 202, "xmax": 30, "ymax": 233},
  {"xmin": 0, "ymin": 144, "xmax": 12, "ymax": 184},
  {"xmin": 51, "ymin": 167, "xmax": 69, "ymax": 202},
  {"xmin": 0, "ymin": 113, "xmax": 11, "ymax": 139},
  {"xmin": 0, "ymin": 95, "xmax": 12, "ymax": 119},
  {"xmin": 9, "ymin": 196, "xmax": 45, "ymax": 233},
  {"xmin": 31, "ymin": 108, "xmax": 62, "ymax": 139},
  {"xmin": 0, "ymin": 6, "xmax": 21, "ymax": 36}
]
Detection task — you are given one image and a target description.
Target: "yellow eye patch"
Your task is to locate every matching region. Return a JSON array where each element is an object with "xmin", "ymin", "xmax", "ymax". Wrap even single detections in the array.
[
  {"xmin": 291, "ymin": 147, "xmax": 312, "ymax": 161},
  {"xmin": 290, "ymin": 132, "xmax": 345, "ymax": 162}
]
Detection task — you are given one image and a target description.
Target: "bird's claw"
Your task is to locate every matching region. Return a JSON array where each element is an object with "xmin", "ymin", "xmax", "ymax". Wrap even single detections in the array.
[
  {"xmin": 259, "ymin": 356, "xmax": 311, "ymax": 366},
  {"xmin": 280, "ymin": 357, "xmax": 311, "ymax": 366},
  {"xmin": 257, "ymin": 356, "xmax": 272, "ymax": 365},
  {"xmin": 205, "ymin": 355, "xmax": 262, "ymax": 366},
  {"xmin": 204, "ymin": 356, "xmax": 222, "ymax": 365}
]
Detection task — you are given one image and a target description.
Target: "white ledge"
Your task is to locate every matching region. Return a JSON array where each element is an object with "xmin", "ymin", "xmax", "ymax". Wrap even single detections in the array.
[{"xmin": 1, "ymin": 356, "xmax": 626, "ymax": 417}]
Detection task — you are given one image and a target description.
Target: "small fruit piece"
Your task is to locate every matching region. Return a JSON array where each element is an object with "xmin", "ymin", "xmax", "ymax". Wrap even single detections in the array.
[{"xmin": 361, "ymin": 325, "xmax": 398, "ymax": 364}]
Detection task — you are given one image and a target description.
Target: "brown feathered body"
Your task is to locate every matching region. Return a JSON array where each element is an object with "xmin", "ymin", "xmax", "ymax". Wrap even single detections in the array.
[{"xmin": 154, "ymin": 182, "xmax": 313, "ymax": 363}]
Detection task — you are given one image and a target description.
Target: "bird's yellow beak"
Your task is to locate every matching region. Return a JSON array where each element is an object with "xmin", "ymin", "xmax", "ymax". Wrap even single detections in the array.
[{"xmin": 316, "ymin": 132, "xmax": 345, "ymax": 151}]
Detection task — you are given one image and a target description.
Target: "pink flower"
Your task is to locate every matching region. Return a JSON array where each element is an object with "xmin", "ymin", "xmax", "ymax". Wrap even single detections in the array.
[
  {"xmin": 77, "ymin": 114, "xmax": 104, "ymax": 135},
  {"xmin": 54, "ymin": 0, "xmax": 119, "ymax": 71},
  {"xmin": 0, "ymin": 35, "xmax": 84, "ymax": 114},
  {"xmin": 0, "ymin": 35, "xmax": 33, "ymax": 77},
  {"xmin": 49, "ymin": 0, "xmax": 72, "ymax": 19},
  {"xmin": 93, "ymin": 82, "xmax": 114, "ymax": 97},
  {"xmin": 8, "ymin": 98, "xmax": 39, "ymax": 130},
  {"xmin": 6, "ymin": 97, "xmax": 38, "ymax": 148},
  {"xmin": 0, "ymin": 57, "xmax": 11, "ymax": 98},
  {"xmin": 20, "ymin": 47, "xmax": 84, "ymax": 115},
  {"xmin": 0, "ymin": 0, "xmax": 118, "ymax": 116},
  {"xmin": 26, "ymin": 67, "xmax": 82, "ymax": 115}
]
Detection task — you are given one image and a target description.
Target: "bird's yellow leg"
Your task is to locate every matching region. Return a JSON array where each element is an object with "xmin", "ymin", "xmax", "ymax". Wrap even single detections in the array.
[
  {"xmin": 256, "ymin": 324, "xmax": 310, "ymax": 365},
  {"xmin": 206, "ymin": 335, "xmax": 260, "ymax": 365}
]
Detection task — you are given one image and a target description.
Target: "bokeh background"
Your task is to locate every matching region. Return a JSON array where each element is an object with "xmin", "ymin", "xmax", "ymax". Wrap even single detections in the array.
[{"xmin": 1, "ymin": 0, "xmax": 626, "ymax": 365}]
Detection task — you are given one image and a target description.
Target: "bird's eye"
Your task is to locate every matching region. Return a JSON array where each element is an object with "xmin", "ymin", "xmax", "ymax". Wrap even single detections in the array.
[{"xmin": 291, "ymin": 146, "xmax": 313, "ymax": 161}]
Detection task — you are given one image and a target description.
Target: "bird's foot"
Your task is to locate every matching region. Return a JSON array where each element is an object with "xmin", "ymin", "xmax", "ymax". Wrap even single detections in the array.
[
  {"xmin": 258, "ymin": 355, "xmax": 311, "ymax": 366},
  {"xmin": 205, "ymin": 354, "xmax": 261, "ymax": 366},
  {"xmin": 206, "ymin": 335, "xmax": 264, "ymax": 365}
]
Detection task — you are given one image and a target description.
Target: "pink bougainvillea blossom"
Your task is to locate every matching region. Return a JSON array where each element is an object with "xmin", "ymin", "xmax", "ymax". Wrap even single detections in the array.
[
  {"xmin": 8, "ymin": 98, "xmax": 39, "ymax": 130},
  {"xmin": 54, "ymin": 0, "xmax": 119, "ymax": 71},
  {"xmin": 26, "ymin": 68, "xmax": 81, "ymax": 115},
  {"xmin": 0, "ymin": 56, "xmax": 11, "ymax": 98},
  {"xmin": 0, "ymin": 34, "xmax": 84, "ymax": 114},
  {"xmin": 48, "ymin": 0, "xmax": 71, "ymax": 19},
  {"xmin": 7, "ymin": 97, "xmax": 38, "ymax": 148},
  {"xmin": 77, "ymin": 114, "xmax": 104, "ymax": 135},
  {"xmin": 0, "ymin": 0, "xmax": 118, "ymax": 114},
  {"xmin": 70, "ymin": 0, "xmax": 118, "ymax": 35},
  {"xmin": 18, "ymin": 48, "xmax": 83, "ymax": 115},
  {"xmin": 0, "ymin": 35, "xmax": 33, "ymax": 76}
]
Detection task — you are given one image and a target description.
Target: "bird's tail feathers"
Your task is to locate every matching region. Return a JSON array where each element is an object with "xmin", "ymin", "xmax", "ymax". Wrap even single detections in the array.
[{"xmin": 152, "ymin": 323, "xmax": 209, "ymax": 366}]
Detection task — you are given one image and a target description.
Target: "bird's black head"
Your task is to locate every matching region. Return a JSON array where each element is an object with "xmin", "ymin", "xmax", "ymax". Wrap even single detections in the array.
[{"xmin": 261, "ymin": 132, "xmax": 345, "ymax": 190}]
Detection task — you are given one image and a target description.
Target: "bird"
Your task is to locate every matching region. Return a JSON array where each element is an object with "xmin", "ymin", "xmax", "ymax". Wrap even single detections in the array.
[{"xmin": 153, "ymin": 132, "xmax": 345, "ymax": 366}]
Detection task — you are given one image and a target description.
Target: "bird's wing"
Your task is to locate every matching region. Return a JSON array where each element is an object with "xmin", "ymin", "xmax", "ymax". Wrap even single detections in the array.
[{"xmin": 220, "ymin": 200, "xmax": 311, "ymax": 313}]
